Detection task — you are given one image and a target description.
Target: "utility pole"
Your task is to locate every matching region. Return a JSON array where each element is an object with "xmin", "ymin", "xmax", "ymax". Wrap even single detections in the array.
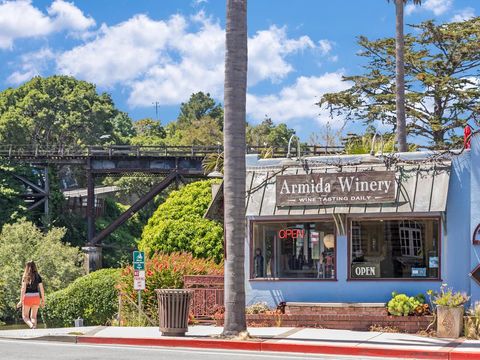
[{"xmin": 152, "ymin": 102, "xmax": 160, "ymax": 121}]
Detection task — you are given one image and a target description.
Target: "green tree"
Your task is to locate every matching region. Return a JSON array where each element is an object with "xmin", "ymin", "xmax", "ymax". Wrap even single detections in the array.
[
  {"xmin": 177, "ymin": 92, "xmax": 224, "ymax": 130},
  {"xmin": 139, "ymin": 180, "xmax": 223, "ymax": 263},
  {"xmin": 319, "ymin": 17, "xmax": 480, "ymax": 149},
  {"xmin": 130, "ymin": 118, "xmax": 166, "ymax": 146},
  {"xmin": 223, "ymin": 0, "xmax": 248, "ymax": 336},
  {"xmin": 0, "ymin": 166, "xmax": 28, "ymax": 227},
  {"xmin": 112, "ymin": 112, "xmax": 136, "ymax": 143},
  {"xmin": 166, "ymin": 116, "xmax": 223, "ymax": 146},
  {"xmin": 0, "ymin": 220, "xmax": 83, "ymax": 321},
  {"xmin": 246, "ymin": 117, "xmax": 296, "ymax": 148},
  {"xmin": 0, "ymin": 76, "xmax": 121, "ymax": 147}
]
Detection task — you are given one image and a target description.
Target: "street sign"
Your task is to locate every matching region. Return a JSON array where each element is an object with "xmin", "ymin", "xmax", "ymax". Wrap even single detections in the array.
[
  {"xmin": 133, "ymin": 262, "xmax": 145, "ymax": 270},
  {"xmin": 134, "ymin": 278, "xmax": 146, "ymax": 290},
  {"xmin": 133, "ymin": 251, "xmax": 146, "ymax": 290},
  {"xmin": 133, "ymin": 251, "xmax": 145, "ymax": 263}
]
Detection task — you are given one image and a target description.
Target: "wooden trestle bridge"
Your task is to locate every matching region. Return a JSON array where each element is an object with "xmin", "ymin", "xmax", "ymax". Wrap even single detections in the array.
[{"xmin": 0, "ymin": 144, "xmax": 343, "ymax": 252}]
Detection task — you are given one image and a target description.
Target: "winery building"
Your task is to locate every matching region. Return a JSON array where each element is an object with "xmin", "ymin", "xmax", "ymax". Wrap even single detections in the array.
[{"xmin": 234, "ymin": 134, "xmax": 480, "ymax": 307}]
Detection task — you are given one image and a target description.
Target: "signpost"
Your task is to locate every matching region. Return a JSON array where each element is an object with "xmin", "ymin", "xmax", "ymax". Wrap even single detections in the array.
[
  {"xmin": 133, "ymin": 251, "xmax": 145, "ymax": 320},
  {"xmin": 276, "ymin": 171, "xmax": 396, "ymax": 206}
]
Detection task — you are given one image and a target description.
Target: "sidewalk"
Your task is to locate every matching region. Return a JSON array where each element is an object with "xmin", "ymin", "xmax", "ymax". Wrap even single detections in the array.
[{"xmin": 1, "ymin": 325, "xmax": 480, "ymax": 359}]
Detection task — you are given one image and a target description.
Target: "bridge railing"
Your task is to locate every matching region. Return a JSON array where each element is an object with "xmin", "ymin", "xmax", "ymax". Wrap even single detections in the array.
[
  {"xmin": 0, "ymin": 144, "xmax": 86, "ymax": 158},
  {"xmin": 0, "ymin": 144, "xmax": 344, "ymax": 159}
]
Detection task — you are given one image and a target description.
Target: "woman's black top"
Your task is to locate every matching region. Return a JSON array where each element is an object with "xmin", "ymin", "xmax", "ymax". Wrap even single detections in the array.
[{"xmin": 25, "ymin": 273, "xmax": 42, "ymax": 293}]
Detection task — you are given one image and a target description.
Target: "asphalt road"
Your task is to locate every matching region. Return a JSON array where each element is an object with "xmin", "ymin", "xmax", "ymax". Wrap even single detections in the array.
[{"xmin": 0, "ymin": 338, "xmax": 395, "ymax": 360}]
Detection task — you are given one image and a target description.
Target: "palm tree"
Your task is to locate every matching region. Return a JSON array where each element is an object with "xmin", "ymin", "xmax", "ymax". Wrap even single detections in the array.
[
  {"xmin": 388, "ymin": 0, "xmax": 421, "ymax": 152},
  {"xmin": 222, "ymin": 0, "xmax": 248, "ymax": 336}
]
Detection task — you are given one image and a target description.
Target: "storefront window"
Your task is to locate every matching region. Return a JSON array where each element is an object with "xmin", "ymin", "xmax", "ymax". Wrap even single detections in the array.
[
  {"xmin": 252, "ymin": 221, "xmax": 336, "ymax": 279},
  {"xmin": 349, "ymin": 218, "xmax": 440, "ymax": 279}
]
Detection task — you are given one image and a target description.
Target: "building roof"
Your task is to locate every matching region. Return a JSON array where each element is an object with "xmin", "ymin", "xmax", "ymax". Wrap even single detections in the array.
[{"xmin": 203, "ymin": 151, "xmax": 454, "ymax": 219}]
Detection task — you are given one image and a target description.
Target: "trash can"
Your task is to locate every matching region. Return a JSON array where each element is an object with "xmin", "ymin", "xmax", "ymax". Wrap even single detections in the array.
[{"xmin": 155, "ymin": 289, "xmax": 193, "ymax": 336}]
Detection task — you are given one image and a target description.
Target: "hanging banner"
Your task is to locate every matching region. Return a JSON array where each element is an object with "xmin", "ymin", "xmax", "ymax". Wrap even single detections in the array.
[{"xmin": 276, "ymin": 171, "xmax": 396, "ymax": 206}]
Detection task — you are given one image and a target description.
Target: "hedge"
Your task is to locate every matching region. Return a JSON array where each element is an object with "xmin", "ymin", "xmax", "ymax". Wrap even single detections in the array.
[
  {"xmin": 43, "ymin": 269, "xmax": 120, "ymax": 327},
  {"xmin": 139, "ymin": 180, "xmax": 224, "ymax": 263}
]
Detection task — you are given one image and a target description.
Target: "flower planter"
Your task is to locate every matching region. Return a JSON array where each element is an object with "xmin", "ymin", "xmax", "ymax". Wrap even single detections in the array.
[
  {"xmin": 215, "ymin": 313, "xmax": 433, "ymax": 333},
  {"xmin": 436, "ymin": 305, "xmax": 464, "ymax": 338}
]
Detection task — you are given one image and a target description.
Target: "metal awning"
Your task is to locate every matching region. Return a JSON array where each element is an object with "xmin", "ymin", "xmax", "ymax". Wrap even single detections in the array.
[{"xmin": 245, "ymin": 163, "xmax": 451, "ymax": 216}]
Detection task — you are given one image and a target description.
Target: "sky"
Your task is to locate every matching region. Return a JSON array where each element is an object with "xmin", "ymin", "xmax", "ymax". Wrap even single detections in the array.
[{"xmin": 0, "ymin": 0, "xmax": 477, "ymax": 142}]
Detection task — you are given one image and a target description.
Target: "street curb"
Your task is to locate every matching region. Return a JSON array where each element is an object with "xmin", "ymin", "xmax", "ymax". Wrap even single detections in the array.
[
  {"xmin": 77, "ymin": 336, "xmax": 480, "ymax": 359},
  {"xmin": 0, "ymin": 335, "xmax": 77, "ymax": 343}
]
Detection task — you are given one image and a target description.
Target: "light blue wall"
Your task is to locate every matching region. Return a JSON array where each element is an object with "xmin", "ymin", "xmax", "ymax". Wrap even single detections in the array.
[
  {"xmin": 245, "ymin": 141, "xmax": 477, "ymax": 307},
  {"xmin": 470, "ymin": 135, "xmax": 480, "ymax": 303}
]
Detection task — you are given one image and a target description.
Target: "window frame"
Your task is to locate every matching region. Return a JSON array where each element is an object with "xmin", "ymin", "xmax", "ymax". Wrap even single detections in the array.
[
  {"xmin": 249, "ymin": 217, "xmax": 337, "ymax": 281},
  {"xmin": 346, "ymin": 215, "xmax": 442, "ymax": 282},
  {"xmin": 473, "ymin": 223, "xmax": 480, "ymax": 245}
]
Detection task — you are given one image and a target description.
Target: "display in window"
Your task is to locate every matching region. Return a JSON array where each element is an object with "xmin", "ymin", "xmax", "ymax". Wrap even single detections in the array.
[
  {"xmin": 252, "ymin": 221, "xmax": 335, "ymax": 279},
  {"xmin": 254, "ymin": 248, "xmax": 264, "ymax": 278},
  {"xmin": 350, "ymin": 219, "xmax": 439, "ymax": 279}
]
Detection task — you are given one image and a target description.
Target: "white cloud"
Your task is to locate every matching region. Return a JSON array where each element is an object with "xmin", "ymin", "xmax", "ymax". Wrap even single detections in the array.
[
  {"xmin": 248, "ymin": 26, "xmax": 315, "ymax": 85},
  {"xmin": 56, "ymin": 13, "xmax": 330, "ymax": 107},
  {"xmin": 406, "ymin": 0, "xmax": 453, "ymax": 16},
  {"xmin": 192, "ymin": 0, "xmax": 208, "ymax": 6},
  {"xmin": 0, "ymin": 0, "xmax": 95, "ymax": 49},
  {"xmin": 7, "ymin": 47, "xmax": 56, "ymax": 84},
  {"xmin": 451, "ymin": 7, "xmax": 475, "ymax": 22},
  {"xmin": 318, "ymin": 39, "xmax": 333, "ymax": 56},
  {"xmin": 48, "ymin": 0, "xmax": 95, "ymax": 32},
  {"xmin": 246, "ymin": 72, "xmax": 350, "ymax": 125},
  {"xmin": 57, "ymin": 14, "xmax": 187, "ymax": 87}
]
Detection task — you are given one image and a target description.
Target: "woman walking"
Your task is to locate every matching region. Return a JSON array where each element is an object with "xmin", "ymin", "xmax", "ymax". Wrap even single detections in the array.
[{"xmin": 17, "ymin": 261, "xmax": 45, "ymax": 329}]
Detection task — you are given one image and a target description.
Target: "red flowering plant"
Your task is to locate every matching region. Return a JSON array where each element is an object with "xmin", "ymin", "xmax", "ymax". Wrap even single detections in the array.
[{"xmin": 117, "ymin": 252, "xmax": 223, "ymax": 325}]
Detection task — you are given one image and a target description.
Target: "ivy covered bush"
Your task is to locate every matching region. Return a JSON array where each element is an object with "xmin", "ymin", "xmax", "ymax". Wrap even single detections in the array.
[
  {"xmin": 139, "ymin": 180, "xmax": 224, "ymax": 263},
  {"xmin": 117, "ymin": 252, "xmax": 223, "ymax": 324},
  {"xmin": 43, "ymin": 269, "xmax": 120, "ymax": 327}
]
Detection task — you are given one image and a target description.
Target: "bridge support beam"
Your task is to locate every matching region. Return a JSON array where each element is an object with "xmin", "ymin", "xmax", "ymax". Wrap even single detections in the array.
[
  {"xmin": 88, "ymin": 170, "xmax": 179, "ymax": 246},
  {"xmin": 82, "ymin": 246, "xmax": 102, "ymax": 273},
  {"xmin": 86, "ymin": 160, "xmax": 95, "ymax": 243}
]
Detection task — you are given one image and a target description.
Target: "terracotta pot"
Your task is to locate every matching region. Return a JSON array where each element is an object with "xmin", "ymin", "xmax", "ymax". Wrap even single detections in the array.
[{"xmin": 436, "ymin": 305, "xmax": 464, "ymax": 338}]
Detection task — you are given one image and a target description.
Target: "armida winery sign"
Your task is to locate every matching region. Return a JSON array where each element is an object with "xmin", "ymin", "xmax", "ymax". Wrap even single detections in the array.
[{"xmin": 276, "ymin": 171, "xmax": 396, "ymax": 206}]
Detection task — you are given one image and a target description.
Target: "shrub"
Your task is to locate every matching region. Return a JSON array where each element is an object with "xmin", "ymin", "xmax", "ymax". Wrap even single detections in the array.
[
  {"xmin": 465, "ymin": 302, "xmax": 480, "ymax": 339},
  {"xmin": 139, "ymin": 180, "xmax": 224, "ymax": 263},
  {"xmin": 43, "ymin": 269, "xmax": 120, "ymax": 327},
  {"xmin": 246, "ymin": 302, "xmax": 271, "ymax": 315},
  {"xmin": 427, "ymin": 284, "xmax": 470, "ymax": 308},
  {"xmin": 0, "ymin": 220, "xmax": 84, "ymax": 321},
  {"xmin": 387, "ymin": 292, "xmax": 426, "ymax": 316},
  {"xmin": 117, "ymin": 252, "xmax": 223, "ymax": 324}
]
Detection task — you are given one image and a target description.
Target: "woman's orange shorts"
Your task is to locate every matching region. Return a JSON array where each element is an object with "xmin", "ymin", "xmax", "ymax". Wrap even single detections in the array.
[{"xmin": 23, "ymin": 293, "xmax": 41, "ymax": 307}]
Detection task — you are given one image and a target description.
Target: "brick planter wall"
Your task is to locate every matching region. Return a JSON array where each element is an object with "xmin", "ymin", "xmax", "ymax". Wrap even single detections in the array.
[
  {"xmin": 215, "ymin": 314, "xmax": 433, "ymax": 333},
  {"xmin": 215, "ymin": 303, "xmax": 433, "ymax": 333}
]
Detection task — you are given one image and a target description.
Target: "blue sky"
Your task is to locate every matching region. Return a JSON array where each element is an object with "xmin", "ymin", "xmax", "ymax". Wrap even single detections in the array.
[{"xmin": 0, "ymin": 0, "xmax": 477, "ymax": 142}]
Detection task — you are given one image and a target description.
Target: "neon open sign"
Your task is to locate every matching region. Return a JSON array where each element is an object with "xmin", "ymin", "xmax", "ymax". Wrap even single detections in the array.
[{"xmin": 278, "ymin": 229, "xmax": 305, "ymax": 239}]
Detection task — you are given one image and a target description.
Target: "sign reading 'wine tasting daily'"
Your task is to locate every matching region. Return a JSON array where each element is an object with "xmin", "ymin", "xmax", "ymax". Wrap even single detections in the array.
[{"xmin": 276, "ymin": 171, "xmax": 396, "ymax": 206}]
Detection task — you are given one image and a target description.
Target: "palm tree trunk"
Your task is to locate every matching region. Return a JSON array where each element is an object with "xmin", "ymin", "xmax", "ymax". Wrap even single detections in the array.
[
  {"xmin": 223, "ymin": 0, "xmax": 247, "ymax": 336},
  {"xmin": 395, "ymin": 0, "xmax": 408, "ymax": 152}
]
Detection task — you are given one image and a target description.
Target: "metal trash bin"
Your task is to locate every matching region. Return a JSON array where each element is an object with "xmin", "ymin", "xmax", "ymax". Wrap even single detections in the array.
[{"xmin": 155, "ymin": 289, "xmax": 193, "ymax": 336}]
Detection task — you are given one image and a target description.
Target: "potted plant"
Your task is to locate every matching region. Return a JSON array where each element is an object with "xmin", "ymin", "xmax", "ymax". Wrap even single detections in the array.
[{"xmin": 427, "ymin": 284, "xmax": 470, "ymax": 338}]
